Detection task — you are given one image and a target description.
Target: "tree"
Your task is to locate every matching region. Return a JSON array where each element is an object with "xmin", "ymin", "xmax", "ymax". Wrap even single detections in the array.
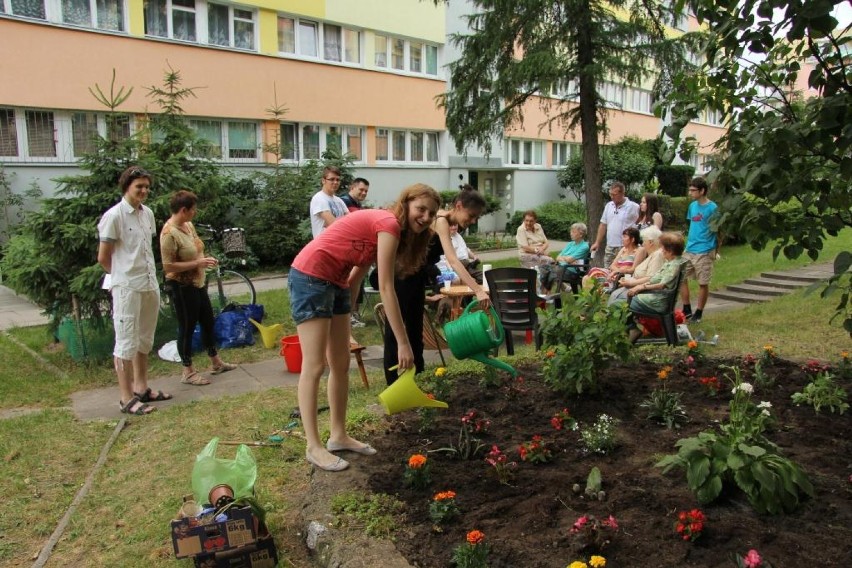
[
  {"xmin": 440, "ymin": 0, "xmax": 694, "ymax": 263},
  {"xmin": 558, "ymin": 135, "xmax": 657, "ymax": 199},
  {"xmin": 663, "ymin": 0, "xmax": 851, "ymax": 332}
]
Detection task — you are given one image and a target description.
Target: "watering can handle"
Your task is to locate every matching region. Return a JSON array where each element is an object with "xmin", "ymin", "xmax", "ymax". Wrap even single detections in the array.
[{"xmin": 461, "ymin": 299, "xmax": 504, "ymax": 344}]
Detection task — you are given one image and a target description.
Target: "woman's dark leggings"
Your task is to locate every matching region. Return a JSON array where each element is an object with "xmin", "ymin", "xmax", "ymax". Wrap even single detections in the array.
[
  {"xmin": 165, "ymin": 280, "xmax": 217, "ymax": 368},
  {"xmin": 383, "ymin": 272, "xmax": 427, "ymax": 385}
]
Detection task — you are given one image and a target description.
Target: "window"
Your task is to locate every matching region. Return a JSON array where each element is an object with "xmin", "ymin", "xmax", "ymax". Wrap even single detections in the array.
[
  {"xmin": 375, "ymin": 129, "xmax": 440, "ymax": 163},
  {"xmin": 410, "ymin": 41, "xmax": 422, "ymax": 73},
  {"xmin": 71, "ymin": 112, "xmax": 99, "ymax": 156},
  {"xmin": 208, "ymin": 3, "xmax": 254, "ymax": 50},
  {"xmin": 625, "ymin": 87, "xmax": 652, "ymax": 113},
  {"xmin": 323, "ymin": 24, "xmax": 341, "ymax": 61},
  {"xmin": 144, "ymin": 0, "xmax": 195, "ymax": 41},
  {"xmin": 374, "ymin": 35, "xmax": 439, "ymax": 75},
  {"xmin": 600, "ymin": 81, "xmax": 624, "ymax": 108},
  {"xmin": 278, "ymin": 123, "xmax": 363, "ymax": 162},
  {"xmin": 302, "ymin": 124, "xmax": 319, "ymax": 159},
  {"xmin": 346, "ymin": 127, "xmax": 362, "ymax": 161},
  {"xmin": 61, "ymin": 0, "xmax": 123, "ymax": 30},
  {"xmin": 325, "ymin": 125, "xmax": 342, "ymax": 151},
  {"xmin": 8, "ymin": 0, "xmax": 46, "ymax": 19},
  {"xmin": 391, "ymin": 38, "xmax": 404, "ymax": 70},
  {"xmin": 225, "ymin": 121, "xmax": 257, "ymax": 159},
  {"xmin": 0, "ymin": 109, "xmax": 19, "ymax": 157},
  {"xmin": 425, "ymin": 45, "xmax": 438, "ymax": 75},
  {"xmin": 189, "ymin": 119, "xmax": 222, "ymax": 158},
  {"xmin": 374, "ymin": 34, "xmax": 387, "ymax": 67},
  {"xmin": 342, "ymin": 28, "xmax": 360, "ymax": 64},
  {"xmin": 279, "ymin": 123, "xmax": 298, "ymax": 160},
  {"xmin": 277, "ymin": 16, "xmax": 359, "ymax": 63},
  {"xmin": 277, "ymin": 17, "xmax": 295, "ymax": 53},
  {"xmin": 26, "ymin": 111, "xmax": 56, "ymax": 157},
  {"xmin": 551, "ymin": 142, "xmax": 579, "ymax": 167},
  {"xmin": 298, "ymin": 20, "xmax": 317, "ymax": 56},
  {"xmin": 505, "ymin": 138, "xmax": 543, "ymax": 166}
]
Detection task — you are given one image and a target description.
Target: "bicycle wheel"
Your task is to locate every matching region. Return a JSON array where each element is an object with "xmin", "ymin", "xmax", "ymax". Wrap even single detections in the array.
[{"xmin": 207, "ymin": 270, "xmax": 257, "ymax": 313}]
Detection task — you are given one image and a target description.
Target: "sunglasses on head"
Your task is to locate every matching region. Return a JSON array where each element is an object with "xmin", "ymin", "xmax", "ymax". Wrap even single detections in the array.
[{"xmin": 128, "ymin": 167, "xmax": 150, "ymax": 178}]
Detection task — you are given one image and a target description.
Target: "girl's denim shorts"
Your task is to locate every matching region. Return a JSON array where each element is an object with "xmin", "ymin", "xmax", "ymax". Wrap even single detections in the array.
[{"xmin": 288, "ymin": 268, "xmax": 351, "ymax": 325}]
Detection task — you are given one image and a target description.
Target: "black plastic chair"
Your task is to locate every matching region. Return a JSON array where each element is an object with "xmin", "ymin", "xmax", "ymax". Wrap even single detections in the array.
[
  {"xmin": 629, "ymin": 261, "xmax": 688, "ymax": 346},
  {"xmin": 485, "ymin": 267, "xmax": 541, "ymax": 355}
]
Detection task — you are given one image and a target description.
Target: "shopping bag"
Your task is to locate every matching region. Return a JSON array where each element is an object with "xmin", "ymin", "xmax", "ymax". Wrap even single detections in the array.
[
  {"xmin": 191, "ymin": 437, "xmax": 257, "ymax": 505},
  {"xmin": 214, "ymin": 310, "xmax": 255, "ymax": 349}
]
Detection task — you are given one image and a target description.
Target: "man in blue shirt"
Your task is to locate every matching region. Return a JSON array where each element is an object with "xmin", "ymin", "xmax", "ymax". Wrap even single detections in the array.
[{"xmin": 680, "ymin": 177, "xmax": 719, "ymax": 324}]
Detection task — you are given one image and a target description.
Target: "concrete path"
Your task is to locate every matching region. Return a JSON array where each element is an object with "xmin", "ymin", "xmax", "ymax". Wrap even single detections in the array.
[{"xmin": 0, "ymin": 284, "xmax": 50, "ymax": 330}]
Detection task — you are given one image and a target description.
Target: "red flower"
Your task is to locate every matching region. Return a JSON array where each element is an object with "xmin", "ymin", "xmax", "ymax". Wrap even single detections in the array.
[{"xmin": 466, "ymin": 530, "xmax": 485, "ymax": 545}]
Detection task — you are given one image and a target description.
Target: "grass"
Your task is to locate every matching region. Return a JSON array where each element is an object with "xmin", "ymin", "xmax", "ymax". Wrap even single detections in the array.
[{"xmin": 0, "ymin": 231, "xmax": 848, "ymax": 565}]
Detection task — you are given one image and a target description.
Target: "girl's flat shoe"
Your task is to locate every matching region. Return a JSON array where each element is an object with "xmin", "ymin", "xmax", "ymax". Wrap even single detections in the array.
[{"xmin": 326, "ymin": 441, "xmax": 377, "ymax": 455}]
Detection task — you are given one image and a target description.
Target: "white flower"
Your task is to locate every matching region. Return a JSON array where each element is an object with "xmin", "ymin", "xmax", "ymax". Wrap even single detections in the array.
[
  {"xmin": 757, "ymin": 401, "xmax": 772, "ymax": 409},
  {"xmin": 761, "ymin": 409, "xmax": 771, "ymax": 417},
  {"xmin": 732, "ymin": 382, "xmax": 754, "ymax": 395}
]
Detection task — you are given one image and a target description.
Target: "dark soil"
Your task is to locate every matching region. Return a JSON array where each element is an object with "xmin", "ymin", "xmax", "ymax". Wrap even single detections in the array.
[{"xmin": 359, "ymin": 357, "xmax": 852, "ymax": 567}]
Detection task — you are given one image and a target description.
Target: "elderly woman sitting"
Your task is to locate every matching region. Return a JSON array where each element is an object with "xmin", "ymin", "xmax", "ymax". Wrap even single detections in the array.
[
  {"xmin": 608, "ymin": 225, "xmax": 664, "ymax": 305},
  {"xmin": 626, "ymin": 231, "xmax": 686, "ymax": 343},
  {"xmin": 516, "ymin": 210, "xmax": 554, "ymax": 268},
  {"xmin": 539, "ymin": 222, "xmax": 590, "ymax": 293}
]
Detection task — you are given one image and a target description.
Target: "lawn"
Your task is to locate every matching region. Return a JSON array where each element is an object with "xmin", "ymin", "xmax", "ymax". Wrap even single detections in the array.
[{"xmin": 0, "ymin": 230, "xmax": 848, "ymax": 566}]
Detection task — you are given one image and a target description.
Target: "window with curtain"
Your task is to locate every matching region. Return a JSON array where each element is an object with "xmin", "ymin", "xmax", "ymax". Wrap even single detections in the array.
[
  {"xmin": 96, "ymin": 0, "xmax": 123, "ymax": 30},
  {"xmin": 343, "ymin": 29, "xmax": 360, "ymax": 64},
  {"xmin": 11, "ymin": 0, "xmax": 45, "ymax": 19},
  {"xmin": 326, "ymin": 125, "xmax": 342, "ymax": 151},
  {"xmin": 346, "ymin": 127, "xmax": 362, "ymax": 161},
  {"xmin": 227, "ymin": 122, "xmax": 256, "ymax": 159},
  {"xmin": 323, "ymin": 24, "xmax": 341, "ymax": 61},
  {"xmin": 0, "ymin": 109, "xmax": 19, "ymax": 157},
  {"xmin": 208, "ymin": 3, "xmax": 229, "ymax": 46},
  {"xmin": 374, "ymin": 35, "xmax": 387, "ymax": 67},
  {"xmin": 391, "ymin": 38, "xmax": 404, "ymax": 70},
  {"xmin": 143, "ymin": 0, "xmax": 167, "ymax": 37},
  {"xmin": 299, "ymin": 20, "xmax": 317, "ymax": 56},
  {"xmin": 26, "ymin": 110, "xmax": 56, "ymax": 158},
  {"xmin": 171, "ymin": 0, "xmax": 196, "ymax": 42},
  {"xmin": 277, "ymin": 17, "xmax": 295, "ymax": 53},
  {"xmin": 509, "ymin": 140, "xmax": 520, "ymax": 164},
  {"xmin": 375, "ymin": 129, "xmax": 388, "ymax": 161},
  {"xmin": 106, "ymin": 114, "xmax": 130, "ymax": 143},
  {"xmin": 409, "ymin": 42, "xmax": 422, "ymax": 73},
  {"xmin": 392, "ymin": 130, "xmax": 405, "ymax": 161},
  {"xmin": 233, "ymin": 8, "xmax": 253, "ymax": 49},
  {"xmin": 410, "ymin": 131, "xmax": 423, "ymax": 161},
  {"xmin": 62, "ymin": 0, "xmax": 91, "ymax": 26},
  {"xmin": 426, "ymin": 45, "xmax": 438, "ymax": 75},
  {"xmin": 426, "ymin": 132, "xmax": 438, "ymax": 162},
  {"xmin": 190, "ymin": 119, "xmax": 222, "ymax": 158},
  {"xmin": 302, "ymin": 124, "xmax": 319, "ymax": 159},
  {"xmin": 279, "ymin": 123, "xmax": 298, "ymax": 160},
  {"xmin": 71, "ymin": 112, "xmax": 99, "ymax": 157}
]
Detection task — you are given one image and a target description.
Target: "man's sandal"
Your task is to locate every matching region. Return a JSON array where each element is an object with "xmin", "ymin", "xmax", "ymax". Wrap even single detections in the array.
[
  {"xmin": 181, "ymin": 372, "xmax": 211, "ymax": 386},
  {"xmin": 135, "ymin": 387, "xmax": 173, "ymax": 402},
  {"xmin": 210, "ymin": 362, "xmax": 237, "ymax": 375},
  {"xmin": 119, "ymin": 396, "xmax": 156, "ymax": 415}
]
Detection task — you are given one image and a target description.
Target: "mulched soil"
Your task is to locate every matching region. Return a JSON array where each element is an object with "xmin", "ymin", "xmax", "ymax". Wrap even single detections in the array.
[{"xmin": 359, "ymin": 356, "xmax": 852, "ymax": 567}]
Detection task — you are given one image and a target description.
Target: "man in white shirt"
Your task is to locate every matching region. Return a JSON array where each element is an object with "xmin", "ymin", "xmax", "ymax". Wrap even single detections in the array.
[
  {"xmin": 590, "ymin": 181, "xmax": 639, "ymax": 266},
  {"xmin": 97, "ymin": 166, "xmax": 168, "ymax": 416},
  {"xmin": 309, "ymin": 166, "xmax": 348, "ymax": 238}
]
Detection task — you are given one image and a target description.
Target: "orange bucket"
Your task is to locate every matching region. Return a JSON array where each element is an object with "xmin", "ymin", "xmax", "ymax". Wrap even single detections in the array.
[{"xmin": 280, "ymin": 335, "xmax": 302, "ymax": 373}]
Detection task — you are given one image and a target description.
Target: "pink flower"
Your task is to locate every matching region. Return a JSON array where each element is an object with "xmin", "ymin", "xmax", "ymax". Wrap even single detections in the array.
[
  {"xmin": 602, "ymin": 515, "xmax": 619, "ymax": 530},
  {"xmin": 743, "ymin": 549, "xmax": 762, "ymax": 568}
]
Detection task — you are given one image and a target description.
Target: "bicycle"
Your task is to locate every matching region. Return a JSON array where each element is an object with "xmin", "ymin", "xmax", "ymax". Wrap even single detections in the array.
[{"xmin": 194, "ymin": 223, "xmax": 257, "ymax": 313}]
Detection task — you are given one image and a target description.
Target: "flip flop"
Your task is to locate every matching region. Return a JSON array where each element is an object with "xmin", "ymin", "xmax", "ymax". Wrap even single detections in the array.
[
  {"xmin": 119, "ymin": 396, "xmax": 156, "ymax": 415},
  {"xmin": 210, "ymin": 362, "xmax": 237, "ymax": 375},
  {"xmin": 135, "ymin": 387, "xmax": 173, "ymax": 402},
  {"xmin": 181, "ymin": 371, "xmax": 211, "ymax": 386}
]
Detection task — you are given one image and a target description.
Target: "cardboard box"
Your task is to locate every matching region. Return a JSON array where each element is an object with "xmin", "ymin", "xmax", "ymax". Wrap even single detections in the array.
[
  {"xmin": 193, "ymin": 535, "xmax": 278, "ymax": 568},
  {"xmin": 171, "ymin": 505, "xmax": 257, "ymax": 558}
]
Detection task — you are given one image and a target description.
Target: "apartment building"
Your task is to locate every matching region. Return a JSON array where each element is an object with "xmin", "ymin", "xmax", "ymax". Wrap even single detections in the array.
[{"xmin": 0, "ymin": 0, "xmax": 724, "ymax": 233}]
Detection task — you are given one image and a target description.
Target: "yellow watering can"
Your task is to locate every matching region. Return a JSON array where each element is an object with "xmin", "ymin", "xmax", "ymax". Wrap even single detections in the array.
[
  {"xmin": 378, "ymin": 367, "xmax": 448, "ymax": 414},
  {"xmin": 249, "ymin": 318, "xmax": 283, "ymax": 349},
  {"xmin": 443, "ymin": 300, "xmax": 518, "ymax": 377}
]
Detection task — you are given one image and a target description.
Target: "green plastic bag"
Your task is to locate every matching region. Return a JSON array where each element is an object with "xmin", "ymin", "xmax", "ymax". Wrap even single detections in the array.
[{"xmin": 191, "ymin": 437, "xmax": 257, "ymax": 505}]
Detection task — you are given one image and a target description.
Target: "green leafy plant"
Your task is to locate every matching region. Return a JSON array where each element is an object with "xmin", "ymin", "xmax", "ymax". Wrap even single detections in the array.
[
  {"xmin": 579, "ymin": 414, "xmax": 619, "ymax": 455},
  {"xmin": 657, "ymin": 366, "xmax": 814, "ymax": 514},
  {"xmin": 484, "ymin": 445, "xmax": 516, "ymax": 485},
  {"xmin": 403, "ymin": 453, "xmax": 431, "ymax": 490},
  {"xmin": 428, "ymin": 490, "xmax": 460, "ymax": 526},
  {"xmin": 641, "ymin": 365, "xmax": 688, "ymax": 429},
  {"xmin": 452, "ymin": 530, "xmax": 490, "ymax": 568},
  {"xmin": 539, "ymin": 289, "xmax": 632, "ymax": 395},
  {"xmin": 416, "ymin": 366, "xmax": 453, "ymax": 432},
  {"xmin": 791, "ymin": 371, "xmax": 849, "ymax": 415},
  {"xmin": 434, "ymin": 409, "xmax": 490, "ymax": 460},
  {"xmin": 330, "ymin": 491, "xmax": 405, "ymax": 538}
]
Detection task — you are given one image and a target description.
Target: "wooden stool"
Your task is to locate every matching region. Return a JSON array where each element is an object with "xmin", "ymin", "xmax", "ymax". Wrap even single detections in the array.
[{"xmin": 350, "ymin": 343, "xmax": 369, "ymax": 388}]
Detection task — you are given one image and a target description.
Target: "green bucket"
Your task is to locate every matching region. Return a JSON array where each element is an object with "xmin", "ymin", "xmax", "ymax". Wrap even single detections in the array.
[{"xmin": 444, "ymin": 300, "xmax": 517, "ymax": 377}]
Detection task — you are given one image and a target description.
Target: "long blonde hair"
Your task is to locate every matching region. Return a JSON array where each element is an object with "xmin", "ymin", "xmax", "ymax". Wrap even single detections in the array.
[{"xmin": 388, "ymin": 183, "xmax": 440, "ymax": 277}]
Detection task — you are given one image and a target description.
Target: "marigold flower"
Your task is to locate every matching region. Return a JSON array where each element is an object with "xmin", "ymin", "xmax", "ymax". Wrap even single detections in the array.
[
  {"xmin": 466, "ymin": 529, "xmax": 485, "ymax": 545},
  {"xmin": 763, "ymin": 344, "xmax": 773, "ymax": 352},
  {"xmin": 687, "ymin": 340, "xmax": 698, "ymax": 349},
  {"xmin": 435, "ymin": 367, "xmax": 447, "ymax": 377},
  {"xmin": 657, "ymin": 365, "xmax": 672, "ymax": 380},
  {"xmin": 434, "ymin": 490, "xmax": 456, "ymax": 501},
  {"xmin": 567, "ymin": 562, "xmax": 588, "ymax": 568},
  {"xmin": 589, "ymin": 555, "xmax": 606, "ymax": 567},
  {"xmin": 546, "ymin": 349, "xmax": 556, "ymax": 358},
  {"xmin": 408, "ymin": 454, "xmax": 427, "ymax": 469},
  {"xmin": 841, "ymin": 350, "xmax": 849, "ymax": 359},
  {"xmin": 743, "ymin": 549, "xmax": 762, "ymax": 567}
]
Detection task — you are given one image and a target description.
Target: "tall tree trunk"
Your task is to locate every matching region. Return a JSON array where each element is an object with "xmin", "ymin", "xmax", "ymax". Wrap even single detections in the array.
[{"xmin": 576, "ymin": 0, "xmax": 604, "ymax": 266}]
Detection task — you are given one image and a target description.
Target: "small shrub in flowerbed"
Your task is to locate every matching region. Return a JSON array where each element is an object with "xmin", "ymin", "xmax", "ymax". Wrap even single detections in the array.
[{"xmin": 356, "ymin": 352, "xmax": 852, "ymax": 567}]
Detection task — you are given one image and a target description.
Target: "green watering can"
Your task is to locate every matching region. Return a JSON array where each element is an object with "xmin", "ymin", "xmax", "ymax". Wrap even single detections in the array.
[{"xmin": 444, "ymin": 300, "xmax": 518, "ymax": 377}]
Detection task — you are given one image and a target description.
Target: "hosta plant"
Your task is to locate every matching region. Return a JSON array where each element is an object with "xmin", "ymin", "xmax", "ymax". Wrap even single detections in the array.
[{"xmin": 657, "ymin": 366, "xmax": 814, "ymax": 514}]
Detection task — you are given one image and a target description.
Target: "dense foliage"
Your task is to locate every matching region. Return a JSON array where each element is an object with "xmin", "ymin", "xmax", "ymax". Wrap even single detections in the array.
[
  {"xmin": 558, "ymin": 136, "xmax": 658, "ymax": 200},
  {"xmin": 509, "ymin": 200, "xmax": 587, "ymax": 240}
]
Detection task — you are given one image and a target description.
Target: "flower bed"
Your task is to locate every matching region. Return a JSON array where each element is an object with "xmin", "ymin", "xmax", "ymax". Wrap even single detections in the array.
[{"xmin": 358, "ymin": 356, "xmax": 852, "ymax": 567}]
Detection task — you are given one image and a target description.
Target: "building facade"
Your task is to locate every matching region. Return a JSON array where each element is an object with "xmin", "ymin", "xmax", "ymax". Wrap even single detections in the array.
[{"xmin": 0, "ymin": 0, "xmax": 724, "ymax": 235}]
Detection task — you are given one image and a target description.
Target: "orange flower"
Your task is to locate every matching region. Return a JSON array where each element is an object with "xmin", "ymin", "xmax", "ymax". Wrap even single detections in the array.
[
  {"xmin": 408, "ymin": 454, "xmax": 427, "ymax": 469},
  {"xmin": 466, "ymin": 530, "xmax": 485, "ymax": 545},
  {"xmin": 426, "ymin": 393, "xmax": 436, "ymax": 400},
  {"xmin": 763, "ymin": 344, "xmax": 774, "ymax": 352},
  {"xmin": 687, "ymin": 340, "xmax": 698, "ymax": 349},
  {"xmin": 546, "ymin": 349, "xmax": 556, "ymax": 358},
  {"xmin": 434, "ymin": 490, "xmax": 456, "ymax": 501},
  {"xmin": 841, "ymin": 351, "xmax": 849, "ymax": 359},
  {"xmin": 657, "ymin": 365, "xmax": 673, "ymax": 380}
]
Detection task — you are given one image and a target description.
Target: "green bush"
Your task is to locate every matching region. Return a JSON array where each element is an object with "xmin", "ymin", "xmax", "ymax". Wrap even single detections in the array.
[
  {"xmin": 654, "ymin": 165, "xmax": 695, "ymax": 197},
  {"xmin": 665, "ymin": 196, "xmax": 690, "ymax": 232},
  {"xmin": 508, "ymin": 200, "xmax": 586, "ymax": 240}
]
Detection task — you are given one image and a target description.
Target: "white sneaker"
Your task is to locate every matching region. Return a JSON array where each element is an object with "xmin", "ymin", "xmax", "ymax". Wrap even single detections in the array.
[{"xmin": 350, "ymin": 314, "xmax": 366, "ymax": 328}]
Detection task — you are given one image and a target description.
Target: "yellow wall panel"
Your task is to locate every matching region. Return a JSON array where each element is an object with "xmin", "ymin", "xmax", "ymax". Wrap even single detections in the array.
[
  {"xmin": 249, "ymin": 0, "xmax": 325, "ymax": 19},
  {"xmin": 326, "ymin": 0, "xmax": 444, "ymax": 42},
  {"xmin": 127, "ymin": 0, "xmax": 143, "ymax": 36},
  {"xmin": 257, "ymin": 9, "xmax": 279, "ymax": 55}
]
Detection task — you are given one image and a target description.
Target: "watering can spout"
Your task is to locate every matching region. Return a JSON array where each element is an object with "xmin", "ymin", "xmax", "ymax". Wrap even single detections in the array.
[
  {"xmin": 470, "ymin": 353, "xmax": 518, "ymax": 378},
  {"xmin": 249, "ymin": 318, "xmax": 283, "ymax": 349}
]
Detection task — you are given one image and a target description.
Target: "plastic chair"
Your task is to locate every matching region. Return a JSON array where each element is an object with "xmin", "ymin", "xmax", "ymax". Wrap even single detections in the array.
[
  {"xmin": 629, "ymin": 261, "xmax": 688, "ymax": 346},
  {"xmin": 373, "ymin": 303, "xmax": 447, "ymax": 366},
  {"xmin": 485, "ymin": 267, "xmax": 541, "ymax": 355}
]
